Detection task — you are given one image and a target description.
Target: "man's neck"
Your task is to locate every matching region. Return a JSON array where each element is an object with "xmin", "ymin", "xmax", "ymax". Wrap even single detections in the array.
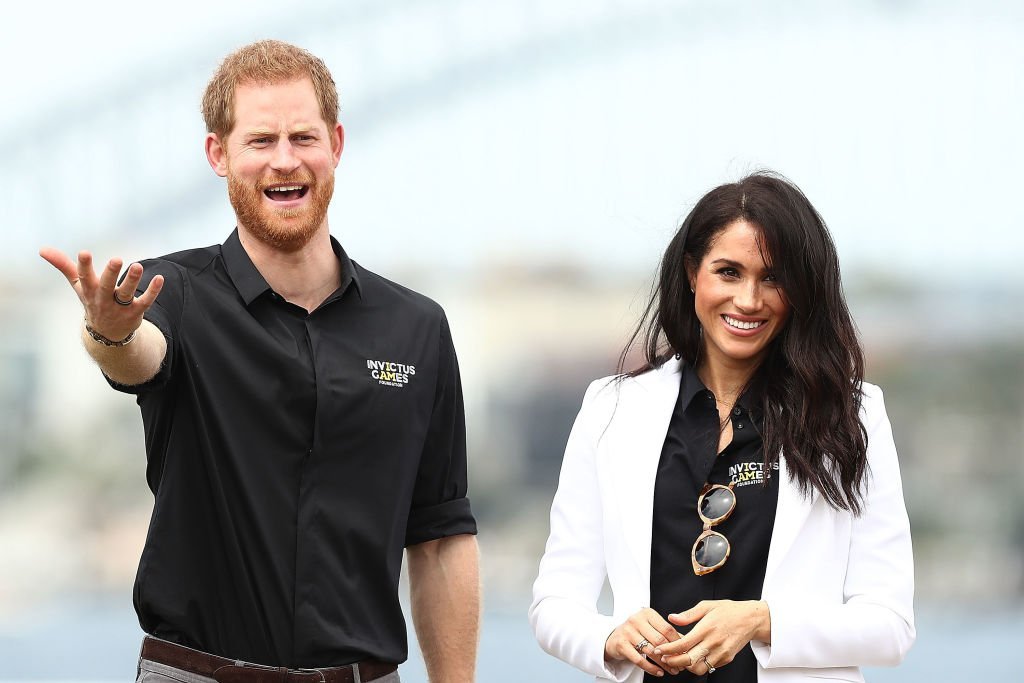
[{"xmin": 237, "ymin": 225, "xmax": 342, "ymax": 313}]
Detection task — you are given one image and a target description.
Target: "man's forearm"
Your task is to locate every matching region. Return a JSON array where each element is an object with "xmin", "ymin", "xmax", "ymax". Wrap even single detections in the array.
[
  {"xmin": 82, "ymin": 319, "xmax": 167, "ymax": 386},
  {"xmin": 407, "ymin": 533, "xmax": 480, "ymax": 683}
]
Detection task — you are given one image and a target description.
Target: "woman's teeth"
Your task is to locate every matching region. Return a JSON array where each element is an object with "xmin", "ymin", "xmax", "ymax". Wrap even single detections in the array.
[{"xmin": 724, "ymin": 315, "xmax": 764, "ymax": 330}]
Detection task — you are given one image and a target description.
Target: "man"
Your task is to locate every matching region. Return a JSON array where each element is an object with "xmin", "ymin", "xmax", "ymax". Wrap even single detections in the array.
[{"xmin": 40, "ymin": 40, "xmax": 479, "ymax": 683}]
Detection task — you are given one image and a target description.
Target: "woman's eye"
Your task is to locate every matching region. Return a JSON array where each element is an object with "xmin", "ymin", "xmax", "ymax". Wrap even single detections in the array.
[{"xmin": 717, "ymin": 267, "xmax": 739, "ymax": 278}]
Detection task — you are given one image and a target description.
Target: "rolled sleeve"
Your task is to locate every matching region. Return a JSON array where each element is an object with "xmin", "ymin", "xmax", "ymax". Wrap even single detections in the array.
[
  {"xmin": 405, "ymin": 313, "xmax": 477, "ymax": 547},
  {"xmin": 104, "ymin": 259, "xmax": 181, "ymax": 395},
  {"xmin": 405, "ymin": 497, "xmax": 476, "ymax": 547}
]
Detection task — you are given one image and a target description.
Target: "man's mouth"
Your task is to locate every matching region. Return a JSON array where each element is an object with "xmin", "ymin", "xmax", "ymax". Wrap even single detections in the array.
[
  {"xmin": 723, "ymin": 315, "xmax": 765, "ymax": 331},
  {"xmin": 264, "ymin": 185, "xmax": 309, "ymax": 201}
]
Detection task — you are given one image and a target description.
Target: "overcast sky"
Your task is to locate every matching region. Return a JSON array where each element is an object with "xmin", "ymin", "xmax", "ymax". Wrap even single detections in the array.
[{"xmin": 4, "ymin": 0, "xmax": 1022, "ymax": 286}]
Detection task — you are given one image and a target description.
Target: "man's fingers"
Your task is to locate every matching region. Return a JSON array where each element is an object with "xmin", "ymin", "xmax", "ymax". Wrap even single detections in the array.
[
  {"xmin": 98, "ymin": 256, "xmax": 125, "ymax": 293},
  {"xmin": 114, "ymin": 262, "xmax": 145, "ymax": 305},
  {"xmin": 136, "ymin": 274, "xmax": 165, "ymax": 308},
  {"xmin": 76, "ymin": 251, "xmax": 101, "ymax": 294},
  {"xmin": 39, "ymin": 247, "xmax": 80, "ymax": 285}
]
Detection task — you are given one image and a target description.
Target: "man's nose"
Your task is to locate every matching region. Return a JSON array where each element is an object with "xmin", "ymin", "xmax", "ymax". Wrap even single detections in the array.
[{"xmin": 270, "ymin": 139, "xmax": 301, "ymax": 174}]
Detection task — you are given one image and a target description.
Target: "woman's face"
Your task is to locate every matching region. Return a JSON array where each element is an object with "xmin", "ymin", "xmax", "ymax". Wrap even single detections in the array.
[{"xmin": 688, "ymin": 219, "xmax": 790, "ymax": 373}]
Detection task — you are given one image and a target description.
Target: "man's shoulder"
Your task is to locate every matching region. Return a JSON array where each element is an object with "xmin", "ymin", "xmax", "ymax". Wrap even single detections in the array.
[
  {"xmin": 126, "ymin": 244, "xmax": 222, "ymax": 303},
  {"xmin": 352, "ymin": 261, "xmax": 447, "ymax": 320},
  {"xmin": 141, "ymin": 243, "xmax": 222, "ymax": 274}
]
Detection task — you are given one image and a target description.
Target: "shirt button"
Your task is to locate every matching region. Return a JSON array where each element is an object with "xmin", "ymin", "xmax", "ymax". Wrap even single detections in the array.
[
  {"xmin": 705, "ymin": 391, "xmax": 714, "ymax": 400},
  {"xmin": 733, "ymin": 407, "xmax": 742, "ymax": 416},
  {"xmin": 736, "ymin": 422, "xmax": 744, "ymax": 429}
]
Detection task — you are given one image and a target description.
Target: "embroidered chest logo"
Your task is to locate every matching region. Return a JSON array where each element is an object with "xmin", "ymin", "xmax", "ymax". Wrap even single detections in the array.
[
  {"xmin": 366, "ymin": 359, "xmax": 416, "ymax": 388},
  {"xmin": 728, "ymin": 461, "xmax": 780, "ymax": 488}
]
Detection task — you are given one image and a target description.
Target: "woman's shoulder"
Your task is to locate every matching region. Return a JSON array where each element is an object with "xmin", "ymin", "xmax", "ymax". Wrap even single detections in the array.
[
  {"xmin": 858, "ymin": 380, "xmax": 892, "ymax": 431},
  {"xmin": 858, "ymin": 380, "xmax": 886, "ymax": 407},
  {"xmin": 581, "ymin": 358, "xmax": 683, "ymax": 405},
  {"xmin": 860, "ymin": 380, "xmax": 883, "ymax": 399}
]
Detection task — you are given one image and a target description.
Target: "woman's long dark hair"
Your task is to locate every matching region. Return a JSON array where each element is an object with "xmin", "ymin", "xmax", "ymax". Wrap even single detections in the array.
[{"xmin": 619, "ymin": 171, "xmax": 868, "ymax": 513}]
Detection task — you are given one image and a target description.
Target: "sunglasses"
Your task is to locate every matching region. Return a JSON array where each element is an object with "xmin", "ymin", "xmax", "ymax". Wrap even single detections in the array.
[{"xmin": 691, "ymin": 482, "xmax": 736, "ymax": 576}]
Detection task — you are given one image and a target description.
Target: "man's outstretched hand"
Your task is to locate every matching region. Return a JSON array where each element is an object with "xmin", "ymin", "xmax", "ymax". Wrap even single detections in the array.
[
  {"xmin": 40, "ymin": 247, "xmax": 167, "ymax": 385},
  {"xmin": 39, "ymin": 247, "xmax": 164, "ymax": 342}
]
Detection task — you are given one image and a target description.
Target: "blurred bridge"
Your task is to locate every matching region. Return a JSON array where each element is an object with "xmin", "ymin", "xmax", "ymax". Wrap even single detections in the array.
[{"xmin": 5, "ymin": 0, "xmax": 728, "ymax": 262}]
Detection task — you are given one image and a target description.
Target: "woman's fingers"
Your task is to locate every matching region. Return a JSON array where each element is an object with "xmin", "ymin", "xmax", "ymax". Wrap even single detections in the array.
[
  {"xmin": 659, "ymin": 648, "xmax": 693, "ymax": 671},
  {"xmin": 614, "ymin": 626, "xmax": 673, "ymax": 678},
  {"xmin": 603, "ymin": 609, "xmax": 683, "ymax": 677},
  {"xmin": 631, "ymin": 611, "xmax": 681, "ymax": 675},
  {"xmin": 659, "ymin": 639, "xmax": 737, "ymax": 674}
]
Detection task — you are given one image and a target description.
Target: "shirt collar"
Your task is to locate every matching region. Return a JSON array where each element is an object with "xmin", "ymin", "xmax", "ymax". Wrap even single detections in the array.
[
  {"xmin": 679, "ymin": 362, "xmax": 758, "ymax": 414},
  {"xmin": 221, "ymin": 228, "xmax": 362, "ymax": 306},
  {"xmin": 679, "ymin": 362, "xmax": 711, "ymax": 411}
]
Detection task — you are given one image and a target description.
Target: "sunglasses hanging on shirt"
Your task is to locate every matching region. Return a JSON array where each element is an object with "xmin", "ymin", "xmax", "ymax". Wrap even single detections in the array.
[{"xmin": 691, "ymin": 481, "xmax": 737, "ymax": 576}]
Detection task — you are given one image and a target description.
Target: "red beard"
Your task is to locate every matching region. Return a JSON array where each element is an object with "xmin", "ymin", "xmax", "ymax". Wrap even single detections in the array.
[{"xmin": 227, "ymin": 167, "xmax": 334, "ymax": 252}]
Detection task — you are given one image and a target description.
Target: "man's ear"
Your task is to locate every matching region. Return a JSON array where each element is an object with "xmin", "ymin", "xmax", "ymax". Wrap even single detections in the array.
[
  {"xmin": 206, "ymin": 133, "xmax": 228, "ymax": 177},
  {"xmin": 331, "ymin": 122, "xmax": 345, "ymax": 167}
]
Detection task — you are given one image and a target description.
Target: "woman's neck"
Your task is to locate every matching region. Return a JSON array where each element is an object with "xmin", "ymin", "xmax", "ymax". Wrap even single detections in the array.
[{"xmin": 695, "ymin": 357, "xmax": 757, "ymax": 408}]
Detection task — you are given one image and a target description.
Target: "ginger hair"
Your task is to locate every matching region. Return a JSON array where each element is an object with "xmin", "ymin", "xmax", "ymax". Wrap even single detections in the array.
[{"xmin": 201, "ymin": 39, "xmax": 339, "ymax": 139}]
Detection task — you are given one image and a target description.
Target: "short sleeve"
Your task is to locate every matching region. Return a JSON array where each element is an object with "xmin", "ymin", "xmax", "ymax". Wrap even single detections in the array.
[
  {"xmin": 104, "ymin": 258, "xmax": 183, "ymax": 394},
  {"xmin": 404, "ymin": 313, "xmax": 477, "ymax": 546}
]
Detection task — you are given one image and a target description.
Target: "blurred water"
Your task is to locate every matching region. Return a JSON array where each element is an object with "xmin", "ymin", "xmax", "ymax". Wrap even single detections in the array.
[{"xmin": 0, "ymin": 600, "xmax": 1019, "ymax": 681}]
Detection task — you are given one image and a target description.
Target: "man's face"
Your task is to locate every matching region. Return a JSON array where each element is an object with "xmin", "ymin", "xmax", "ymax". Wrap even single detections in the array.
[{"xmin": 208, "ymin": 77, "xmax": 343, "ymax": 252}]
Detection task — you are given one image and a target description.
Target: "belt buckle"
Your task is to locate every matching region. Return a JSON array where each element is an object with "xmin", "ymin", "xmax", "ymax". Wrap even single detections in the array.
[
  {"xmin": 213, "ymin": 664, "xmax": 328, "ymax": 683},
  {"xmin": 293, "ymin": 669, "xmax": 329, "ymax": 683}
]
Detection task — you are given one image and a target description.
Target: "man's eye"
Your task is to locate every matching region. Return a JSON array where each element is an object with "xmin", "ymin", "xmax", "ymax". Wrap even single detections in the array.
[{"xmin": 251, "ymin": 138, "xmax": 271, "ymax": 145}]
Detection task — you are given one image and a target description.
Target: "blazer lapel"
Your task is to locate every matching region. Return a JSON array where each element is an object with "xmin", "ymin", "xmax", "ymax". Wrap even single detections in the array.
[
  {"xmin": 764, "ymin": 454, "xmax": 819, "ymax": 586},
  {"xmin": 609, "ymin": 360, "xmax": 683, "ymax": 586}
]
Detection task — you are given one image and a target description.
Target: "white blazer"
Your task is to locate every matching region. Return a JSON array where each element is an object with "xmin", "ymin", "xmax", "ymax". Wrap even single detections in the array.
[{"xmin": 530, "ymin": 359, "xmax": 915, "ymax": 683}]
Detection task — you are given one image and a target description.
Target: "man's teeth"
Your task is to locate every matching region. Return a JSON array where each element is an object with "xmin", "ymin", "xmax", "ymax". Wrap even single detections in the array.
[
  {"xmin": 268, "ymin": 185, "xmax": 303, "ymax": 192},
  {"xmin": 724, "ymin": 315, "xmax": 764, "ymax": 330}
]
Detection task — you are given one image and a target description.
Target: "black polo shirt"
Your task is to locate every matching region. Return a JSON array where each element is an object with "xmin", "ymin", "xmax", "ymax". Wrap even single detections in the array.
[
  {"xmin": 645, "ymin": 364, "xmax": 778, "ymax": 682},
  {"xmin": 108, "ymin": 229, "xmax": 476, "ymax": 668}
]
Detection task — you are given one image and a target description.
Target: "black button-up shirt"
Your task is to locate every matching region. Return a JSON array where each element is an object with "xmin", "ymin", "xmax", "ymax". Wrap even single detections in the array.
[
  {"xmin": 645, "ymin": 364, "xmax": 778, "ymax": 682},
  {"xmin": 109, "ymin": 230, "xmax": 476, "ymax": 668}
]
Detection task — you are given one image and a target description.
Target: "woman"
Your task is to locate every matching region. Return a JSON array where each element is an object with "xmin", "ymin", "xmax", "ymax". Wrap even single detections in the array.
[{"xmin": 530, "ymin": 172, "xmax": 914, "ymax": 682}]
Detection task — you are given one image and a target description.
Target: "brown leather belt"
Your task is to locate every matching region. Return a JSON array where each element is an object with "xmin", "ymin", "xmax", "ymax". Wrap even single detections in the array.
[{"xmin": 141, "ymin": 636, "xmax": 397, "ymax": 683}]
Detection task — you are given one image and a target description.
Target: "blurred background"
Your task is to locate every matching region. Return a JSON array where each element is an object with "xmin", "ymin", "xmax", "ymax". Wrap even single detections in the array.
[{"xmin": 2, "ymin": 0, "xmax": 1023, "ymax": 680}]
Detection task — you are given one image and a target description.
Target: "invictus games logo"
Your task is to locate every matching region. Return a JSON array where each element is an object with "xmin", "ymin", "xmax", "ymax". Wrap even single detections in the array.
[
  {"xmin": 366, "ymin": 359, "xmax": 416, "ymax": 387},
  {"xmin": 728, "ymin": 461, "xmax": 780, "ymax": 488}
]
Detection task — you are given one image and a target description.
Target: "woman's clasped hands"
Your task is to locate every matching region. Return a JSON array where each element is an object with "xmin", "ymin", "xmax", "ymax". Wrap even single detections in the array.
[{"xmin": 604, "ymin": 601, "xmax": 771, "ymax": 677}]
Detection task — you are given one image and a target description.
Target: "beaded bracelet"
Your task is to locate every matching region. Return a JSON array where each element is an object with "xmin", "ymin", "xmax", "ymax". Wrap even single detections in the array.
[{"xmin": 84, "ymin": 321, "xmax": 137, "ymax": 347}]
